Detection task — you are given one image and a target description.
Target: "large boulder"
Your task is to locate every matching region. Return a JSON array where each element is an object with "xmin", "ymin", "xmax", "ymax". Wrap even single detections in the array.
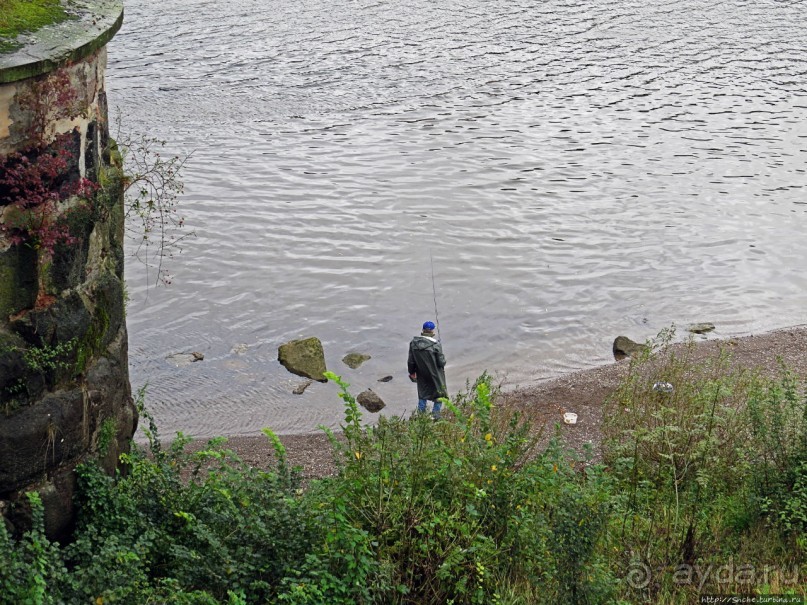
[
  {"xmin": 0, "ymin": 388, "xmax": 87, "ymax": 494},
  {"xmin": 0, "ymin": 327, "xmax": 134, "ymax": 540},
  {"xmin": 612, "ymin": 336, "xmax": 649, "ymax": 361},
  {"xmin": 278, "ymin": 337, "xmax": 327, "ymax": 382},
  {"xmin": 9, "ymin": 290, "xmax": 92, "ymax": 348}
]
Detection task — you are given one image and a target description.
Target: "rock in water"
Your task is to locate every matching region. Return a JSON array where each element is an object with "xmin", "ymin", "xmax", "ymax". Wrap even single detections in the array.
[
  {"xmin": 230, "ymin": 343, "xmax": 249, "ymax": 355},
  {"xmin": 613, "ymin": 336, "xmax": 649, "ymax": 361},
  {"xmin": 342, "ymin": 352, "xmax": 371, "ymax": 369},
  {"xmin": 278, "ymin": 337, "xmax": 328, "ymax": 382},
  {"xmin": 357, "ymin": 389, "xmax": 386, "ymax": 413},
  {"xmin": 293, "ymin": 380, "xmax": 314, "ymax": 395},
  {"xmin": 688, "ymin": 322, "xmax": 715, "ymax": 334},
  {"xmin": 166, "ymin": 352, "xmax": 199, "ymax": 367}
]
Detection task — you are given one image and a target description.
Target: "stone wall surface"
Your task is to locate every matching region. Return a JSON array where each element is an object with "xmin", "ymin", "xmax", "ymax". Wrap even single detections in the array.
[{"xmin": 0, "ymin": 1, "xmax": 133, "ymax": 539}]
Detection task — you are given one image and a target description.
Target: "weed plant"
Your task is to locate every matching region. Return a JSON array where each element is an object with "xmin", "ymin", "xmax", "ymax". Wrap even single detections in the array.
[
  {"xmin": 603, "ymin": 329, "xmax": 807, "ymax": 602},
  {"xmin": 287, "ymin": 372, "xmax": 615, "ymax": 604},
  {"xmin": 2, "ymin": 341, "xmax": 806, "ymax": 604},
  {"xmin": 1, "ymin": 387, "xmax": 310, "ymax": 603}
]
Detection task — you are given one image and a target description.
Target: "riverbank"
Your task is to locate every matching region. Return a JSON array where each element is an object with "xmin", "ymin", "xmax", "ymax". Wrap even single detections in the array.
[{"xmin": 183, "ymin": 325, "xmax": 807, "ymax": 480}]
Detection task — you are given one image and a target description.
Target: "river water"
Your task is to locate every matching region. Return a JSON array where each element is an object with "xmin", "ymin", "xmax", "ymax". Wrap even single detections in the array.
[{"xmin": 106, "ymin": 0, "xmax": 807, "ymax": 436}]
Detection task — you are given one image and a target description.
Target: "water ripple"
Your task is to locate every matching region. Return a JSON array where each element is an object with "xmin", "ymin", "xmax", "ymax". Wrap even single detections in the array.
[{"xmin": 110, "ymin": 0, "xmax": 807, "ymax": 436}]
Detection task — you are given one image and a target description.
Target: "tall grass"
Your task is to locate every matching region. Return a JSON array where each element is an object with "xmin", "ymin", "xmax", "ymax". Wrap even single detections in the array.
[
  {"xmin": 284, "ymin": 371, "xmax": 615, "ymax": 604},
  {"xmin": 603, "ymin": 329, "xmax": 807, "ymax": 602}
]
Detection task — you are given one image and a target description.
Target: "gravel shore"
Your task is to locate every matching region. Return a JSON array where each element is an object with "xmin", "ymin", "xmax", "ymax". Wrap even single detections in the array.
[{"xmin": 184, "ymin": 325, "xmax": 807, "ymax": 481}]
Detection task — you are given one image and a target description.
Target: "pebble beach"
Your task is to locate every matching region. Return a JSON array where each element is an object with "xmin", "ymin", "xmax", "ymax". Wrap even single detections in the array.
[{"xmin": 182, "ymin": 325, "xmax": 807, "ymax": 480}]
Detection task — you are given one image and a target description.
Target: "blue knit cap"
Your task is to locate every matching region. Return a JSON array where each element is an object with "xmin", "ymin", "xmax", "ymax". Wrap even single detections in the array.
[{"xmin": 422, "ymin": 321, "xmax": 436, "ymax": 331}]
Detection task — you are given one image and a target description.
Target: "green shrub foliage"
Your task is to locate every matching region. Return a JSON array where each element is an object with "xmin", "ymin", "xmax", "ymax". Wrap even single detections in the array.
[
  {"xmin": 2, "ymin": 341, "xmax": 806, "ymax": 603},
  {"xmin": 603, "ymin": 329, "xmax": 807, "ymax": 600},
  {"xmin": 293, "ymin": 371, "xmax": 615, "ymax": 604}
]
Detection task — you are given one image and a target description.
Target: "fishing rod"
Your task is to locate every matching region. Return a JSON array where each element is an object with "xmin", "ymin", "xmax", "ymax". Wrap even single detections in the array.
[{"xmin": 430, "ymin": 249, "xmax": 441, "ymax": 342}]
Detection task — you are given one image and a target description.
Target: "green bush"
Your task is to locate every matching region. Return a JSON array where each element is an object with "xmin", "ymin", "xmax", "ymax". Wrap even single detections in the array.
[
  {"xmin": 603, "ymin": 329, "xmax": 807, "ymax": 600},
  {"xmin": 2, "ymin": 352, "xmax": 804, "ymax": 604},
  {"xmin": 0, "ymin": 492, "xmax": 65, "ymax": 605},
  {"xmin": 290, "ymin": 372, "xmax": 616, "ymax": 605},
  {"xmin": 745, "ymin": 366, "xmax": 807, "ymax": 537},
  {"xmin": 55, "ymin": 405, "xmax": 315, "ymax": 604}
]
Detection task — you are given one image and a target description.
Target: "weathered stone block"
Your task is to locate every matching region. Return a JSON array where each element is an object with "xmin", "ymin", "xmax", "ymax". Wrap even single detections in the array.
[
  {"xmin": 0, "ymin": 387, "xmax": 87, "ymax": 496},
  {"xmin": 91, "ymin": 271, "xmax": 124, "ymax": 350},
  {"xmin": 10, "ymin": 290, "xmax": 91, "ymax": 350},
  {"xmin": 0, "ymin": 245, "xmax": 37, "ymax": 318},
  {"xmin": 0, "ymin": 329, "xmax": 26, "ymax": 396},
  {"xmin": 85, "ymin": 121, "xmax": 98, "ymax": 182},
  {"xmin": 50, "ymin": 206, "xmax": 95, "ymax": 292}
]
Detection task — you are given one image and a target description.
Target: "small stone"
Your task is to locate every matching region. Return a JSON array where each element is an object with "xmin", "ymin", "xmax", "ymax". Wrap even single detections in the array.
[
  {"xmin": 293, "ymin": 380, "xmax": 314, "ymax": 395},
  {"xmin": 230, "ymin": 343, "xmax": 248, "ymax": 355},
  {"xmin": 652, "ymin": 381, "xmax": 674, "ymax": 393},
  {"xmin": 378, "ymin": 375, "xmax": 393, "ymax": 382},
  {"xmin": 191, "ymin": 352, "xmax": 204, "ymax": 362},
  {"xmin": 357, "ymin": 389, "xmax": 386, "ymax": 413},
  {"xmin": 342, "ymin": 353, "xmax": 371, "ymax": 369},
  {"xmin": 688, "ymin": 323, "xmax": 715, "ymax": 334},
  {"xmin": 166, "ymin": 352, "xmax": 197, "ymax": 367}
]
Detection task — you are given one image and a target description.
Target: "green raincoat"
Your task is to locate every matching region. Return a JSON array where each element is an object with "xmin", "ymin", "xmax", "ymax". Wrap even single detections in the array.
[{"xmin": 407, "ymin": 335, "xmax": 447, "ymax": 401}]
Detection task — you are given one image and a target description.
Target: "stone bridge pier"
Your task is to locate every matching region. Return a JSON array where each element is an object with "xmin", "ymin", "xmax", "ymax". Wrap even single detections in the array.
[{"xmin": 0, "ymin": 1, "xmax": 135, "ymax": 539}]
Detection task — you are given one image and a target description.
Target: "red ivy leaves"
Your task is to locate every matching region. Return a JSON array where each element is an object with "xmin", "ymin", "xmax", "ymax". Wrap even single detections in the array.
[
  {"xmin": 0, "ymin": 133, "xmax": 98, "ymax": 253},
  {"xmin": 0, "ymin": 65, "xmax": 96, "ymax": 254},
  {"xmin": 16, "ymin": 69, "xmax": 83, "ymax": 144}
]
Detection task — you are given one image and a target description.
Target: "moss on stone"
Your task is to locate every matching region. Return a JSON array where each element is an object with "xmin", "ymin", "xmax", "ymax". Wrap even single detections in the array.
[
  {"xmin": 343, "ymin": 352, "xmax": 371, "ymax": 369},
  {"xmin": 0, "ymin": 266, "xmax": 15, "ymax": 319},
  {"xmin": 0, "ymin": 245, "xmax": 38, "ymax": 319},
  {"xmin": 0, "ymin": 0, "xmax": 69, "ymax": 52},
  {"xmin": 0, "ymin": 329, "xmax": 27, "ymax": 408},
  {"xmin": 93, "ymin": 272, "xmax": 122, "ymax": 348},
  {"xmin": 73, "ymin": 272, "xmax": 123, "ymax": 377},
  {"xmin": 74, "ymin": 303, "xmax": 108, "ymax": 377},
  {"xmin": 51, "ymin": 203, "xmax": 95, "ymax": 292},
  {"xmin": 97, "ymin": 149, "xmax": 127, "ymax": 277},
  {"xmin": 278, "ymin": 337, "xmax": 328, "ymax": 382},
  {"xmin": 0, "ymin": 1, "xmax": 123, "ymax": 83},
  {"xmin": 97, "ymin": 163, "xmax": 125, "ymax": 210}
]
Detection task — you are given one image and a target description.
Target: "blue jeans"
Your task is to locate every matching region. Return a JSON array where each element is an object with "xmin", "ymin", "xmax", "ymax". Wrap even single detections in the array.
[{"xmin": 418, "ymin": 398, "xmax": 442, "ymax": 418}]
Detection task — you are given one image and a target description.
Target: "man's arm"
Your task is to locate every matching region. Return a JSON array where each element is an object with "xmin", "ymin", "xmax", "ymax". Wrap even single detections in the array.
[
  {"xmin": 436, "ymin": 343, "xmax": 446, "ymax": 368},
  {"xmin": 407, "ymin": 341, "xmax": 417, "ymax": 375}
]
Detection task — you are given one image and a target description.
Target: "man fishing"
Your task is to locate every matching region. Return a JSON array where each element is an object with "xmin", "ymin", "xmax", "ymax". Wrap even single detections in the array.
[{"xmin": 407, "ymin": 321, "xmax": 448, "ymax": 418}]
